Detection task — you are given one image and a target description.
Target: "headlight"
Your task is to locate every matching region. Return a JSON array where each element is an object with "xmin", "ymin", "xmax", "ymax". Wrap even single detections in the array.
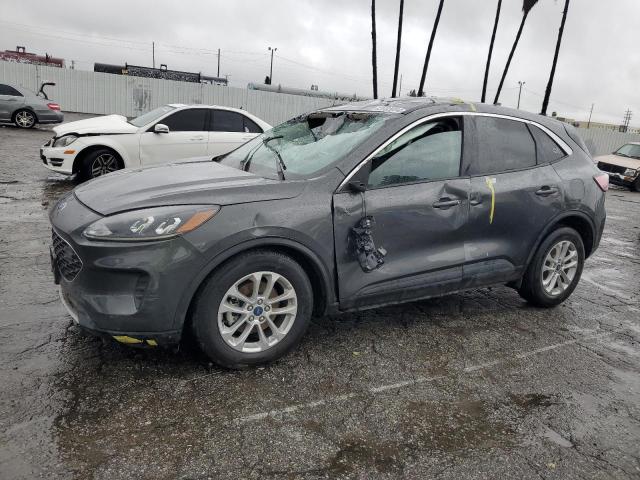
[
  {"xmin": 53, "ymin": 134, "xmax": 78, "ymax": 148},
  {"xmin": 83, "ymin": 205, "xmax": 219, "ymax": 241},
  {"xmin": 623, "ymin": 168, "xmax": 638, "ymax": 177}
]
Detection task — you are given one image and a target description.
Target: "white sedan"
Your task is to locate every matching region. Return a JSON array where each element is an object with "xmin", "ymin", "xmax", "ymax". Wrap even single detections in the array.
[{"xmin": 40, "ymin": 104, "xmax": 271, "ymax": 180}]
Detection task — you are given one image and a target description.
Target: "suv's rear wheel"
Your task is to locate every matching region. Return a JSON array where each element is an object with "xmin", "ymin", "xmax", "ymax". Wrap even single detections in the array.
[
  {"xmin": 191, "ymin": 251, "xmax": 313, "ymax": 369},
  {"xmin": 13, "ymin": 109, "xmax": 36, "ymax": 129},
  {"xmin": 518, "ymin": 227, "xmax": 585, "ymax": 307},
  {"xmin": 80, "ymin": 149, "xmax": 121, "ymax": 181}
]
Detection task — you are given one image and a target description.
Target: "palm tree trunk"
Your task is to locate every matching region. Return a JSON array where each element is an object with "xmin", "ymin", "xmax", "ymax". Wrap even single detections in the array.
[
  {"xmin": 541, "ymin": 0, "xmax": 570, "ymax": 115},
  {"xmin": 371, "ymin": 0, "xmax": 378, "ymax": 99},
  {"xmin": 481, "ymin": 0, "xmax": 502, "ymax": 103},
  {"xmin": 493, "ymin": 11, "xmax": 529, "ymax": 105},
  {"xmin": 418, "ymin": 0, "xmax": 445, "ymax": 97},
  {"xmin": 391, "ymin": 0, "xmax": 405, "ymax": 98}
]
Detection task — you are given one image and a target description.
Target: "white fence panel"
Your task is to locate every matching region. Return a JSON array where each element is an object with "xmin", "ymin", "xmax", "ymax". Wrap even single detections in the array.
[
  {"xmin": 576, "ymin": 127, "xmax": 640, "ymax": 156},
  {"xmin": 0, "ymin": 61, "xmax": 340, "ymax": 125}
]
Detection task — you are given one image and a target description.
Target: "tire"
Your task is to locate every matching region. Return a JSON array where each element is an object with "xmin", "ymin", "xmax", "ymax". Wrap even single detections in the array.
[
  {"xmin": 631, "ymin": 177, "xmax": 640, "ymax": 192},
  {"xmin": 13, "ymin": 109, "xmax": 36, "ymax": 129},
  {"xmin": 79, "ymin": 148, "xmax": 122, "ymax": 181},
  {"xmin": 191, "ymin": 250, "xmax": 313, "ymax": 369},
  {"xmin": 518, "ymin": 227, "xmax": 585, "ymax": 308}
]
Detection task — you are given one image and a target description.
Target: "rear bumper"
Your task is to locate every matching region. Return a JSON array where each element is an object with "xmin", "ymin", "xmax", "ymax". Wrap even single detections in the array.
[{"xmin": 37, "ymin": 111, "xmax": 64, "ymax": 124}]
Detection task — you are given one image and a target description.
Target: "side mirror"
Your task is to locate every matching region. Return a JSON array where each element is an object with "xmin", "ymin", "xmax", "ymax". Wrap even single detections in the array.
[
  {"xmin": 348, "ymin": 180, "xmax": 367, "ymax": 193},
  {"xmin": 154, "ymin": 123, "xmax": 169, "ymax": 134}
]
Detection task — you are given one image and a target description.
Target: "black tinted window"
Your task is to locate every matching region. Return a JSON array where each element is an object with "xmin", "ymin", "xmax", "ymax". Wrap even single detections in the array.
[
  {"xmin": 161, "ymin": 109, "xmax": 207, "ymax": 132},
  {"xmin": 243, "ymin": 116, "xmax": 263, "ymax": 133},
  {"xmin": 211, "ymin": 110, "xmax": 244, "ymax": 132},
  {"xmin": 368, "ymin": 117, "xmax": 461, "ymax": 188},
  {"xmin": 0, "ymin": 84, "xmax": 22, "ymax": 96},
  {"xmin": 468, "ymin": 117, "xmax": 536, "ymax": 175},
  {"xmin": 528, "ymin": 125, "xmax": 565, "ymax": 163}
]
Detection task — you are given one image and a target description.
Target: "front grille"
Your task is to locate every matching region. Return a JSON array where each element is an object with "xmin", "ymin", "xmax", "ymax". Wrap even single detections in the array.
[
  {"xmin": 52, "ymin": 230, "xmax": 82, "ymax": 281},
  {"xmin": 598, "ymin": 162, "xmax": 626, "ymax": 175}
]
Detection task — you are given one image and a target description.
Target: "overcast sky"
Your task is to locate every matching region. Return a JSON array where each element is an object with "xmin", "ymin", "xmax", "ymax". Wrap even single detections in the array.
[{"xmin": 1, "ymin": 0, "xmax": 637, "ymax": 126}]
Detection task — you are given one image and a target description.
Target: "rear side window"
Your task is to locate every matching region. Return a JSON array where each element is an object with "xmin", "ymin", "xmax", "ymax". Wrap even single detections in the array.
[
  {"xmin": 211, "ymin": 110, "xmax": 244, "ymax": 132},
  {"xmin": 468, "ymin": 117, "xmax": 536, "ymax": 175},
  {"xmin": 161, "ymin": 109, "xmax": 207, "ymax": 131},
  {"xmin": 243, "ymin": 116, "xmax": 263, "ymax": 133},
  {"xmin": 367, "ymin": 117, "xmax": 462, "ymax": 188},
  {"xmin": 528, "ymin": 125, "xmax": 565, "ymax": 163},
  {"xmin": 0, "ymin": 84, "xmax": 22, "ymax": 96}
]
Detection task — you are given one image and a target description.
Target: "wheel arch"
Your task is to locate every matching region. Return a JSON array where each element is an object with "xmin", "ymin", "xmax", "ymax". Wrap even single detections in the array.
[
  {"xmin": 176, "ymin": 238, "xmax": 336, "ymax": 332},
  {"xmin": 72, "ymin": 144, "xmax": 126, "ymax": 174}
]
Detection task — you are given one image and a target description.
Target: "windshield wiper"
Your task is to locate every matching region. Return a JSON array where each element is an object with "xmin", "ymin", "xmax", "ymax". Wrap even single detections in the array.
[
  {"xmin": 240, "ymin": 141, "xmax": 265, "ymax": 172},
  {"xmin": 263, "ymin": 136, "xmax": 287, "ymax": 180}
]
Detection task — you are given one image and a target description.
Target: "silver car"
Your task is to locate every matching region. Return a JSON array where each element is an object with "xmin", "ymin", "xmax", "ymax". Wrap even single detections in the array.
[{"xmin": 0, "ymin": 82, "xmax": 64, "ymax": 128}]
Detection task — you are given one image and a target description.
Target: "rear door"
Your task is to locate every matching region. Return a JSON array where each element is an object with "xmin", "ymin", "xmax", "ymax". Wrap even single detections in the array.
[
  {"xmin": 208, "ymin": 110, "xmax": 262, "ymax": 156},
  {"xmin": 139, "ymin": 108, "xmax": 209, "ymax": 165},
  {"xmin": 0, "ymin": 84, "xmax": 25, "ymax": 122},
  {"xmin": 333, "ymin": 116, "xmax": 470, "ymax": 309},
  {"xmin": 462, "ymin": 115, "xmax": 566, "ymax": 287}
]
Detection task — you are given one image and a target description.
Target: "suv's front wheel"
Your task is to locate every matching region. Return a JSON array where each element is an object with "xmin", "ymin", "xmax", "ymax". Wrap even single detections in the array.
[
  {"xmin": 518, "ymin": 227, "xmax": 585, "ymax": 307},
  {"xmin": 191, "ymin": 251, "xmax": 313, "ymax": 369}
]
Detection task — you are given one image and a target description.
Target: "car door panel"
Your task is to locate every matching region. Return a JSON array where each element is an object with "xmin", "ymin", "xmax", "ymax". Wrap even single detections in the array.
[
  {"xmin": 0, "ymin": 84, "xmax": 25, "ymax": 121},
  {"xmin": 207, "ymin": 131, "xmax": 257, "ymax": 156}
]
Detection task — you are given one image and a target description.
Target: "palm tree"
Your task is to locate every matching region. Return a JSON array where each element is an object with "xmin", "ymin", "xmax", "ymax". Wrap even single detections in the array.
[
  {"xmin": 481, "ymin": 0, "xmax": 502, "ymax": 103},
  {"xmin": 418, "ymin": 0, "xmax": 445, "ymax": 97},
  {"xmin": 371, "ymin": 0, "xmax": 378, "ymax": 99},
  {"xmin": 541, "ymin": 0, "xmax": 570, "ymax": 115},
  {"xmin": 493, "ymin": 0, "xmax": 539, "ymax": 105},
  {"xmin": 391, "ymin": 0, "xmax": 405, "ymax": 98}
]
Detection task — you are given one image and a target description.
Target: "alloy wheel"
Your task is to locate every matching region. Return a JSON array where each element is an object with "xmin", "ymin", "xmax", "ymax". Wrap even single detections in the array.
[
  {"xmin": 15, "ymin": 111, "xmax": 35, "ymax": 128},
  {"xmin": 217, "ymin": 271, "xmax": 298, "ymax": 353},
  {"xmin": 541, "ymin": 240, "xmax": 578, "ymax": 296},
  {"xmin": 90, "ymin": 154, "xmax": 119, "ymax": 177}
]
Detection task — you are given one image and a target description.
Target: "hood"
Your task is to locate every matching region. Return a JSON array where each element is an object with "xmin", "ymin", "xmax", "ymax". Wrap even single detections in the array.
[
  {"xmin": 52, "ymin": 114, "xmax": 137, "ymax": 136},
  {"xmin": 74, "ymin": 161, "xmax": 305, "ymax": 216},
  {"xmin": 594, "ymin": 153, "xmax": 640, "ymax": 170}
]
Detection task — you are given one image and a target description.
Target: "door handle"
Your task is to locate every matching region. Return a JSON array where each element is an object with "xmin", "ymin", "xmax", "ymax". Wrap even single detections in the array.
[
  {"xmin": 535, "ymin": 185, "xmax": 558, "ymax": 196},
  {"xmin": 189, "ymin": 136, "xmax": 205, "ymax": 141},
  {"xmin": 433, "ymin": 197, "xmax": 461, "ymax": 209}
]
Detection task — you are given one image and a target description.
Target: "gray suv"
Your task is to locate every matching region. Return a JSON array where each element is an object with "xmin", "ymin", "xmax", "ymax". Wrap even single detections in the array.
[
  {"xmin": 49, "ymin": 98, "xmax": 607, "ymax": 368},
  {"xmin": 0, "ymin": 82, "xmax": 63, "ymax": 128}
]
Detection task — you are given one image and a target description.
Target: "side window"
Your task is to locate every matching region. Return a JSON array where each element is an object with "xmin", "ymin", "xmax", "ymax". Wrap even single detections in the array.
[
  {"xmin": 0, "ymin": 84, "xmax": 23, "ymax": 96},
  {"xmin": 211, "ymin": 110, "xmax": 244, "ymax": 132},
  {"xmin": 468, "ymin": 117, "xmax": 536, "ymax": 175},
  {"xmin": 528, "ymin": 124, "xmax": 566, "ymax": 163},
  {"xmin": 367, "ymin": 117, "xmax": 462, "ymax": 188},
  {"xmin": 160, "ymin": 109, "xmax": 207, "ymax": 132},
  {"xmin": 243, "ymin": 116, "xmax": 263, "ymax": 133}
]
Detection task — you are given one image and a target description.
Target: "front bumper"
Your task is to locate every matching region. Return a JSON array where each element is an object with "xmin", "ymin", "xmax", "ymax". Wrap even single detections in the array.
[
  {"xmin": 50, "ymin": 195, "xmax": 203, "ymax": 345},
  {"xmin": 606, "ymin": 172, "xmax": 636, "ymax": 188},
  {"xmin": 40, "ymin": 137, "xmax": 86, "ymax": 175}
]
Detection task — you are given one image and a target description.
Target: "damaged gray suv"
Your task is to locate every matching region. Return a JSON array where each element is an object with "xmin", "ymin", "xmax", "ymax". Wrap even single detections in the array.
[{"xmin": 49, "ymin": 98, "xmax": 607, "ymax": 368}]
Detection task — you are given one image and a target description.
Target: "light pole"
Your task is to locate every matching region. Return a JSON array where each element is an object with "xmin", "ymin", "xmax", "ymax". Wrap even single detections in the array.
[
  {"xmin": 268, "ymin": 47, "xmax": 277, "ymax": 84},
  {"xmin": 517, "ymin": 81, "xmax": 525, "ymax": 109}
]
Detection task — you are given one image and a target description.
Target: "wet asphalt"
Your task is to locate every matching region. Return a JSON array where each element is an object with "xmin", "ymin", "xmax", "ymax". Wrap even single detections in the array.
[{"xmin": 1, "ymin": 114, "xmax": 639, "ymax": 480}]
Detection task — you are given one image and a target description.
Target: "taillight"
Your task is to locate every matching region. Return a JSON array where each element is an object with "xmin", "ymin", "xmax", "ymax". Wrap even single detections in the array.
[
  {"xmin": 47, "ymin": 103, "xmax": 61, "ymax": 111},
  {"xmin": 593, "ymin": 173, "xmax": 609, "ymax": 192}
]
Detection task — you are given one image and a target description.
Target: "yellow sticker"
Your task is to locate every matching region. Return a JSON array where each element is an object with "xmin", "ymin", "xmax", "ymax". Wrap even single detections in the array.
[
  {"xmin": 113, "ymin": 335, "xmax": 143, "ymax": 344},
  {"xmin": 484, "ymin": 177, "xmax": 496, "ymax": 224}
]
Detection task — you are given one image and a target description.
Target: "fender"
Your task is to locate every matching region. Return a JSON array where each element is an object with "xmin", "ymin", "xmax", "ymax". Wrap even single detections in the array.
[
  {"xmin": 171, "ymin": 236, "xmax": 337, "ymax": 330},
  {"xmin": 72, "ymin": 137, "xmax": 135, "ymax": 173},
  {"xmin": 523, "ymin": 209, "xmax": 597, "ymax": 271}
]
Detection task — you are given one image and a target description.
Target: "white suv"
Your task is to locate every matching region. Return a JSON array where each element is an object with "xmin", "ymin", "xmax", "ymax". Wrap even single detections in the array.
[{"xmin": 40, "ymin": 104, "xmax": 271, "ymax": 180}]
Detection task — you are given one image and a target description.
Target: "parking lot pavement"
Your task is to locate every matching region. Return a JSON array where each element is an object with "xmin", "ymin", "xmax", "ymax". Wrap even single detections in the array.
[{"xmin": 1, "ymin": 117, "xmax": 639, "ymax": 480}]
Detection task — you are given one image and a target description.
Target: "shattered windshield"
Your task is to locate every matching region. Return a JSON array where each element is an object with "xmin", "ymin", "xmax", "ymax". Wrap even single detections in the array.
[
  {"xmin": 219, "ymin": 111, "xmax": 393, "ymax": 179},
  {"xmin": 615, "ymin": 143, "xmax": 640, "ymax": 159}
]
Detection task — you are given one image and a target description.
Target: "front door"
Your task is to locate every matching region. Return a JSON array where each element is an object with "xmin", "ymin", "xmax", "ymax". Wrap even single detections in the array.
[
  {"xmin": 462, "ymin": 115, "xmax": 565, "ymax": 287},
  {"xmin": 0, "ymin": 84, "xmax": 24, "ymax": 122},
  {"xmin": 333, "ymin": 116, "xmax": 470, "ymax": 309},
  {"xmin": 139, "ymin": 108, "xmax": 209, "ymax": 165}
]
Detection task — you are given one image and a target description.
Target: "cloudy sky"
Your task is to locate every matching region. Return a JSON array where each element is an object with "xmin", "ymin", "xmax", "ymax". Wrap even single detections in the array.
[{"xmin": 1, "ymin": 0, "xmax": 637, "ymax": 126}]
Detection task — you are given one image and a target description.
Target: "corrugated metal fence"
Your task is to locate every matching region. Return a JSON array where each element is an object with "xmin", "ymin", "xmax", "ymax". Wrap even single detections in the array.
[
  {"xmin": 0, "ymin": 61, "xmax": 340, "ymax": 125},
  {"xmin": 576, "ymin": 127, "xmax": 640, "ymax": 156}
]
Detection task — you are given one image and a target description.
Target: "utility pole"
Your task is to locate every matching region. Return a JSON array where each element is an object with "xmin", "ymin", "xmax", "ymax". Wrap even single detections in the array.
[
  {"xmin": 398, "ymin": 74, "xmax": 403, "ymax": 97},
  {"xmin": 152, "ymin": 41, "xmax": 155, "ymax": 69},
  {"xmin": 622, "ymin": 109, "xmax": 632, "ymax": 132},
  {"xmin": 268, "ymin": 47, "xmax": 277, "ymax": 85},
  {"xmin": 587, "ymin": 103, "xmax": 594, "ymax": 129},
  {"xmin": 517, "ymin": 81, "xmax": 525, "ymax": 109},
  {"xmin": 217, "ymin": 48, "xmax": 220, "ymax": 77}
]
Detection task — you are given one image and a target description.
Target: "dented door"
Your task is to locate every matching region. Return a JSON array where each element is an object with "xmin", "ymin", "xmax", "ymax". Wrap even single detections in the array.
[{"xmin": 333, "ymin": 178, "xmax": 470, "ymax": 309}]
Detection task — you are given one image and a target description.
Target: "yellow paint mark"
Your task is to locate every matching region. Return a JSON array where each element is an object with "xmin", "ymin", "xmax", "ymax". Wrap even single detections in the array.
[
  {"xmin": 485, "ymin": 177, "xmax": 496, "ymax": 224},
  {"xmin": 146, "ymin": 339, "xmax": 158, "ymax": 347},
  {"xmin": 113, "ymin": 335, "xmax": 143, "ymax": 344}
]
